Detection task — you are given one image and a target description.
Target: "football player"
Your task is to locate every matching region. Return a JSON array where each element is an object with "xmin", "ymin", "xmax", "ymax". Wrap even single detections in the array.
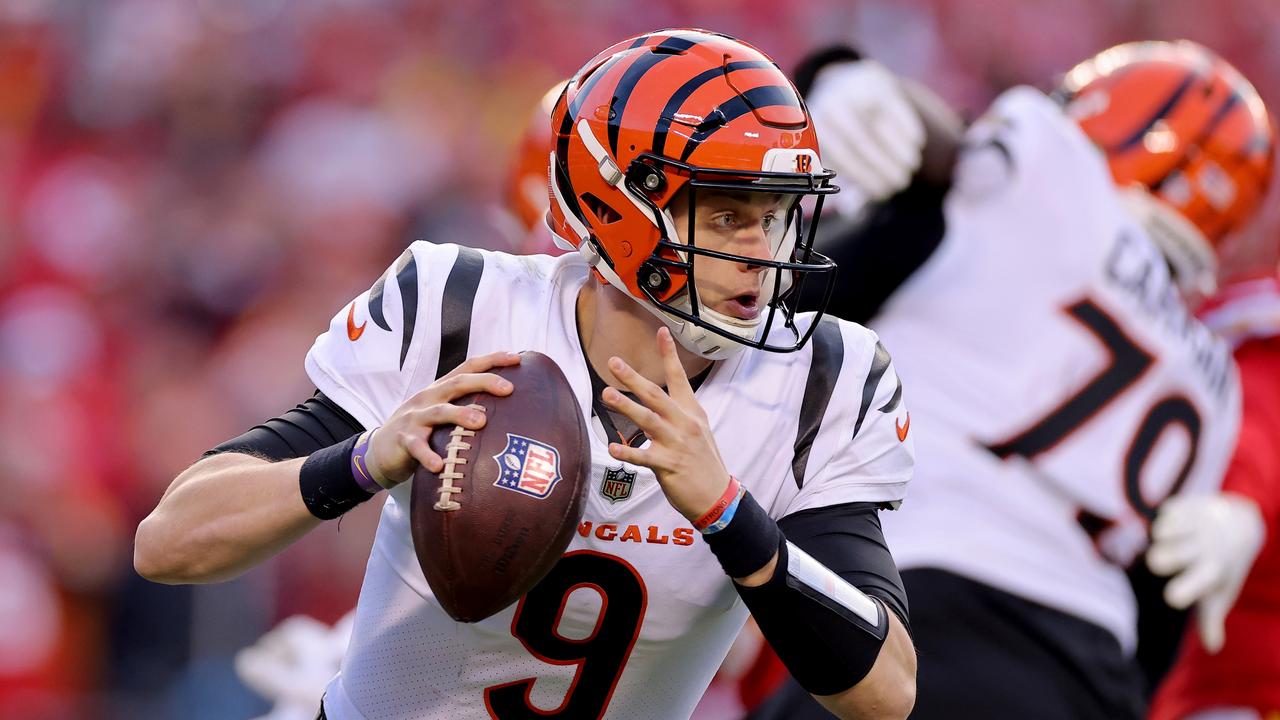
[
  {"xmin": 135, "ymin": 30, "xmax": 919, "ymax": 720},
  {"xmin": 757, "ymin": 40, "xmax": 1273, "ymax": 719}
]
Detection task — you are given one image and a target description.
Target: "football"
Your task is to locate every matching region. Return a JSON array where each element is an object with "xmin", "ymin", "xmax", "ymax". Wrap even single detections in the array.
[{"xmin": 410, "ymin": 351, "xmax": 591, "ymax": 622}]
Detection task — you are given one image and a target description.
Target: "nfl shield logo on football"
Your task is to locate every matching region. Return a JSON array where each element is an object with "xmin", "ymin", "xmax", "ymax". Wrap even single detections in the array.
[
  {"xmin": 493, "ymin": 434, "xmax": 562, "ymax": 499},
  {"xmin": 600, "ymin": 465, "xmax": 637, "ymax": 503}
]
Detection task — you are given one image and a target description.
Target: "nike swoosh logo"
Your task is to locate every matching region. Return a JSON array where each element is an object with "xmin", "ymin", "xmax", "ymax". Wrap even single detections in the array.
[
  {"xmin": 896, "ymin": 412, "xmax": 910, "ymax": 442},
  {"xmin": 346, "ymin": 302, "xmax": 366, "ymax": 341}
]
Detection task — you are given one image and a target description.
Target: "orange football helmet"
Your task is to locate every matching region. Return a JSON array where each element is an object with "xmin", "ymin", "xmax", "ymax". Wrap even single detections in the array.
[
  {"xmin": 1058, "ymin": 40, "xmax": 1275, "ymax": 297},
  {"xmin": 547, "ymin": 29, "xmax": 838, "ymax": 358}
]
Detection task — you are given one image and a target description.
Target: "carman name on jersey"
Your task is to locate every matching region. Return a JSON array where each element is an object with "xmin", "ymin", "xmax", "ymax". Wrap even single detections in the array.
[{"xmin": 1104, "ymin": 230, "xmax": 1234, "ymax": 400}]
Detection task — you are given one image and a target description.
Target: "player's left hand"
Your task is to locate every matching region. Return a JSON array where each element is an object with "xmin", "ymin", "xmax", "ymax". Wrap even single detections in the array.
[
  {"xmin": 601, "ymin": 327, "xmax": 732, "ymax": 523},
  {"xmin": 1147, "ymin": 492, "xmax": 1266, "ymax": 653}
]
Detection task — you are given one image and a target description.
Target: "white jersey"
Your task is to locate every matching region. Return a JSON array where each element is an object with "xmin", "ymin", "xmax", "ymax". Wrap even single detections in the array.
[
  {"xmin": 304, "ymin": 242, "xmax": 913, "ymax": 719},
  {"xmin": 875, "ymin": 87, "xmax": 1240, "ymax": 652}
]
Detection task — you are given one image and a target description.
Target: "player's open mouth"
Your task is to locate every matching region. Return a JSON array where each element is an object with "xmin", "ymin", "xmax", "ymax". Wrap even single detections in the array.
[{"xmin": 722, "ymin": 293, "xmax": 760, "ymax": 320}]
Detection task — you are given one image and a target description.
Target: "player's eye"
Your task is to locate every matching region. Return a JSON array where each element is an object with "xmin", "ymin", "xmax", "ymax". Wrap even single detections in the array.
[
  {"xmin": 711, "ymin": 212, "xmax": 737, "ymax": 229},
  {"xmin": 762, "ymin": 213, "xmax": 777, "ymax": 231}
]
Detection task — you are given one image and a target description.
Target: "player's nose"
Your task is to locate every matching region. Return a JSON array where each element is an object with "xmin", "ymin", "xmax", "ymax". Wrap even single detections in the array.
[{"xmin": 736, "ymin": 225, "xmax": 773, "ymax": 271}]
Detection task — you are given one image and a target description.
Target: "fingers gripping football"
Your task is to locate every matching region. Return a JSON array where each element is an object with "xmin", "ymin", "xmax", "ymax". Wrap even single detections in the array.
[
  {"xmin": 603, "ymin": 328, "xmax": 732, "ymax": 522},
  {"xmin": 366, "ymin": 351, "xmax": 521, "ymax": 486}
]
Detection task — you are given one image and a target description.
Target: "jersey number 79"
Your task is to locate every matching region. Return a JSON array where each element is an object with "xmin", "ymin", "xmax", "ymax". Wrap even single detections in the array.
[{"xmin": 984, "ymin": 299, "xmax": 1202, "ymax": 541}]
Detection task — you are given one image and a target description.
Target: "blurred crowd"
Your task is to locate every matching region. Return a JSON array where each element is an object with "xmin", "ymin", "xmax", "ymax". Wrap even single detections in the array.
[{"xmin": 0, "ymin": 0, "xmax": 1276, "ymax": 718}]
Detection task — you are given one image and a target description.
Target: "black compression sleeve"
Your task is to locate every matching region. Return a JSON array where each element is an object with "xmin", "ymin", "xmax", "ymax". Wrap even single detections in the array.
[
  {"xmin": 796, "ymin": 179, "xmax": 948, "ymax": 325},
  {"xmin": 737, "ymin": 538, "xmax": 890, "ymax": 695},
  {"xmin": 206, "ymin": 391, "xmax": 365, "ymax": 461},
  {"xmin": 719, "ymin": 501, "xmax": 909, "ymax": 695},
  {"xmin": 779, "ymin": 501, "xmax": 910, "ymax": 634}
]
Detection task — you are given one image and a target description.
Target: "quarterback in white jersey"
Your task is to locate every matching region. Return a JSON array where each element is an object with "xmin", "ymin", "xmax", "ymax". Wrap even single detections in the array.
[
  {"xmin": 137, "ymin": 30, "xmax": 919, "ymax": 720},
  {"xmin": 310, "ymin": 241, "xmax": 909, "ymax": 719},
  {"xmin": 763, "ymin": 40, "xmax": 1274, "ymax": 720}
]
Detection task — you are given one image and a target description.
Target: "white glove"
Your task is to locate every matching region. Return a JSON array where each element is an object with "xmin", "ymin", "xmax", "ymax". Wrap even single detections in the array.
[
  {"xmin": 806, "ymin": 60, "xmax": 926, "ymax": 213},
  {"xmin": 235, "ymin": 612, "xmax": 355, "ymax": 719},
  {"xmin": 1147, "ymin": 493, "xmax": 1266, "ymax": 653}
]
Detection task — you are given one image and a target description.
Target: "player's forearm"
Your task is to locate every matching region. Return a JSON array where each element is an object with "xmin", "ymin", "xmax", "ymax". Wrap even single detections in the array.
[
  {"xmin": 706, "ymin": 493, "xmax": 915, "ymax": 719},
  {"xmin": 740, "ymin": 559, "xmax": 916, "ymax": 720},
  {"xmin": 814, "ymin": 611, "xmax": 916, "ymax": 720},
  {"xmin": 135, "ymin": 453, "xmax": 320, "ymax": 584}
]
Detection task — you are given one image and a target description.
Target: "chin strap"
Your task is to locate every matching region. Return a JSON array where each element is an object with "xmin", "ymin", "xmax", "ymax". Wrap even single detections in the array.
[{"xmin": 1119, "ymin": 186, "xmax": 1218, "ymax": 299}]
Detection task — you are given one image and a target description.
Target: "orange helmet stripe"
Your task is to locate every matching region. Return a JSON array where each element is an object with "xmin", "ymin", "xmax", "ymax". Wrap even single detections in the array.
[
  {"xmin": 1108, "ymin": 69, "xmax": 1198, "ymax": 152},
  {"xmin": 1149, "ymin": 92, "xmax": 1241, "ymax": 188},
  {"xmin": 651, "ymin": 60, "xmax": 774, "ymax": 157},
  {"xmin": 607, "ymin": 35, "xmax": 702, "ymax": 155},
  {"xmin": 677, "ymin": 85, "xmax": 804, "ymax": 162}
]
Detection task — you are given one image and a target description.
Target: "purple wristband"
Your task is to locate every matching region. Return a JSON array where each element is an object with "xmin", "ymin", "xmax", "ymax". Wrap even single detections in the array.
[{"xmin": 350, "ymin": 430, "xmax": 384, "ymax": 495}]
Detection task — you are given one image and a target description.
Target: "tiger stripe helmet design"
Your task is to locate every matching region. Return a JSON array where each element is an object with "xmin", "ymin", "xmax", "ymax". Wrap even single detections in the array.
[
  {"xmin": 548, "ymin": 29, "xmax": 839, "ymax": 359},
  {"xmin": 1058, "ymin": 40, "xmax": 1276, "ymax": 297}
]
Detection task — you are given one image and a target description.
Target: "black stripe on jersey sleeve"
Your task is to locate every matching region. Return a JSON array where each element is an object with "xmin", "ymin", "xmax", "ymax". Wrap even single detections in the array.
[
  {"xmin": 878, "ymin": 375, "xmax": 903, "ymax": 414},
  {"xmin": 435, "ymin": 246, "xmax": 485, "ymax": 379},
  {"xmin": 393, "ymin": 250, "xmax": 419, "ymax": 370},
  {"xmin": 367, "ymin": 271, "xmax": 392, "ymax": 332},
  {"xmin": 852, "ymin": 342, "xmax": 892, "ymax": 438},
  {"xmin": 791, "ymin": 317, "xmax": 845, "ymax": 489}
]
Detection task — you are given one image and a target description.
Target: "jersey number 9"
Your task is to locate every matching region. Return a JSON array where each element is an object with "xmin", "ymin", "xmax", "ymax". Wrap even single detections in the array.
[{"xmin": 484, "ymin": 551, "xmax": 647, "ymax": 719}]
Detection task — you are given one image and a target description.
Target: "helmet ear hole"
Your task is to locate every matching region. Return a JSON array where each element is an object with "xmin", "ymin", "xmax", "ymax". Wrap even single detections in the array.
[
  {"xmin": 580, "ymin": 193, "xmax": 623, "ymax": 224},
  {"xmin": 626, "ymin": 161, "xmax": 667, "ymax": 196},
  {"xmin": 638, "ymin": 262, "xmax": 671, "ymax": 295}
]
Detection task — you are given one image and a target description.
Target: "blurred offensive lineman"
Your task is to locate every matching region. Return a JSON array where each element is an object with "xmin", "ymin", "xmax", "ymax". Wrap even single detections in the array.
[
  {"xmin": 756, "ymin": 41, "xmax": 1274, "ymax": 719},
  {"xmin": 135, "ymin": 30, "xmax": 919, "ymax": 720}
]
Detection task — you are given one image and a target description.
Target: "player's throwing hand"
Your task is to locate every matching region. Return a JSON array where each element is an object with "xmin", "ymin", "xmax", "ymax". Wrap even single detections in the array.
[
  {"xmin": 366, "ymin": 351, "xmax": 521, "ymax": 485},
  {"xmin": 602, "ymin": 327, "xmax": 733, "ymax": 522}
]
